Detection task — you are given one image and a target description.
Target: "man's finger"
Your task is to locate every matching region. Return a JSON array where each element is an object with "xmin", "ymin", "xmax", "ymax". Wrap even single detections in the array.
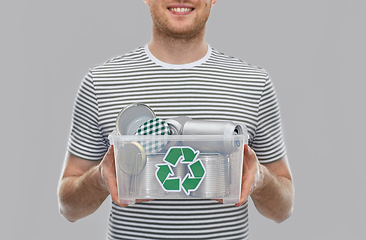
[
  {"xmin": 236, "ymin": 175, "xmax": 253, "ymax": 207},
  {"xmin": 135, "ymin": 199, "xmax": 154, "ymax": 204},
  {"xmin": 244, "ymin": 144, "xmax": 254, "ymax": 160},
  {"xmin": 106, "ymin": 145, "xmax": 115, "ymax": 161},
  {"xmin": 101, "ymin": 145, "xmax": 124, "ymax": 206},
  {"xmin": 236, "ymin": 144, "xmax": 256, "ymax": 207},
  {"xmin": 106, "ymin": 174, "xmax": 119, "ymax": 202}
]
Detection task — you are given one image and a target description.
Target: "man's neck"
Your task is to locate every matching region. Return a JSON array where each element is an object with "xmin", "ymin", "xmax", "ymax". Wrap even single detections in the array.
[{"xmin": 148, "ymin": 30, "xmax": 208, "ymax": 65}]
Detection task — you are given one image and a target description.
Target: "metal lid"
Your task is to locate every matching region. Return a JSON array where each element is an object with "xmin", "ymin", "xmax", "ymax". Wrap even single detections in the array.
[
  {"xmin": 118, "ymin": 142, "xmax": 146, "ymax": 174},
  {"xmin": 134, "ymin": 118, "xmax": 170, "ymax": 136},
  {"xmin": 116, "ymin": 103, "xmax": 156, "ymax": 135},
  {"xmin": 134, "ymin": 118, "xmax": 170, "ymax": 154}
]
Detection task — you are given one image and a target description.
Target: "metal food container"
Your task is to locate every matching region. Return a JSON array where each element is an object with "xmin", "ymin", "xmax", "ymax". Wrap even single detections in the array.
[{"xmin": 189, "ymin": 153, "xmax": 230, "ymax": 198}]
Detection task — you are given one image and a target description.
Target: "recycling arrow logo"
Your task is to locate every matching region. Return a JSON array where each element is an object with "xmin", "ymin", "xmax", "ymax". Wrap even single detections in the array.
[{"xmin": 155, "ymin": 146, "xmax": 206, "ymax": 195}]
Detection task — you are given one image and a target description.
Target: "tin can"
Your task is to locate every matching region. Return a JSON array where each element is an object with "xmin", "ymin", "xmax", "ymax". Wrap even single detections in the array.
[
  {"xmin": 182, "ymin": 120, "xmax": 244, "ymax": 154},
  {"xmin": 135, "ymin": 154, "xmax": 169, "ymax": 198},
  {"xmin": 159, "ymin": 116, "xmax": 192, "ymax": 152},
  {"xmin": 116, "ymin": 103, "xmax": 156, "ymax": 135},
  {"xmin": 137, "ymin": 152, "xmax": 189, "ymax": 198},
  {"xmin": 190, "ymin": 153, "xmax": 230, "ymax": 198},
  {"xmin": 165, "ymin": 116, "xmax": 192, "ymax": 135}
]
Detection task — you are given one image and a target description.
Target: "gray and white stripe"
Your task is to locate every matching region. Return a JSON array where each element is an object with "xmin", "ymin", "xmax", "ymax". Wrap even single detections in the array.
[{"xmin": 109, "ymin": 200, "xmax": 249, "ymax": 240}]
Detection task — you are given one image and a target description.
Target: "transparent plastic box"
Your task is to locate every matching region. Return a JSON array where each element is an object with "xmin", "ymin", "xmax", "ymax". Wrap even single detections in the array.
[{"xmin": 108, "ymin": 129, "xmax": 248, "ymax": 205}]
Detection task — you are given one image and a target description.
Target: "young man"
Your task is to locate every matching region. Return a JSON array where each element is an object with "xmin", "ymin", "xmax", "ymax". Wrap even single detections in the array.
[{"xmin": 58, "ymin": 1, "xmax": 294, "ymax": 239}]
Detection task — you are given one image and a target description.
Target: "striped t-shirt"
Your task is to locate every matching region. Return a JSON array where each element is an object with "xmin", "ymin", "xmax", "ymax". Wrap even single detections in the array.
[{"xmin": 67, "ymin": 44, "xmax": 286, "ymax": 239}]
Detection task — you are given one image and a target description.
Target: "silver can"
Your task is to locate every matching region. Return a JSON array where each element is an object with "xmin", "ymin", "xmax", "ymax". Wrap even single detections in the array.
[
  {"xmin": 166, "ymin": 116, "xmax": 192, "ymax": 135},
  {"xmin": 182, "ymin": 120, "xmax": 244, "ymax": 154},
  {"xmin": 190, "ymin": 154, "xmax": 230, "ymax": 199},
  {"xmin": 115, "ymin": 103, "xmax": 155, "ymax": 135},
  {"xmin": 134, "ymin": 154, "xmax": 169, "ymax": 198},
  {"xmin": 160, "ymin": 116, "xmax": 192, "ymax": 151}
]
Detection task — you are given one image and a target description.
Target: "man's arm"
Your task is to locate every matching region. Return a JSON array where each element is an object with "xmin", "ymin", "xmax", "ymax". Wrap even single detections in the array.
[
  {"xmin": 237, "ymin": 145, "xmax": 294, "ymax": 223},
  {"xmin": 57, "ymin": 146, "xmax": 123, "ymax": 222}
]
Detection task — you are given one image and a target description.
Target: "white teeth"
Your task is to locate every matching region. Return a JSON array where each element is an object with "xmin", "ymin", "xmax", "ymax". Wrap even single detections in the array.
[{"xmin": 169, "ymin": 7, "xmax": 192, "ymax": 13}]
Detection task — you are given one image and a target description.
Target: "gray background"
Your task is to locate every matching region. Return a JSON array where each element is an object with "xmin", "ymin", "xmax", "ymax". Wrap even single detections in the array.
[{"xmin": 1, "ymin": 0, "xmax": 365, "ymax": 239}]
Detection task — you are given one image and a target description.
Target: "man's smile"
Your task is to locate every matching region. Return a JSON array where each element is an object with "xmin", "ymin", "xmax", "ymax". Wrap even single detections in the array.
[{"xmin": 168, "ymin": 5, "xmax": 195, "ymax": 14}]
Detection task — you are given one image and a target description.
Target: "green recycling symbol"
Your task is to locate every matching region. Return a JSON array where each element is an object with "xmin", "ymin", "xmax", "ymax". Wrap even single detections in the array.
[{"xmin": 155, "ymin": 146, "xmax": 206, "ymax": 195}]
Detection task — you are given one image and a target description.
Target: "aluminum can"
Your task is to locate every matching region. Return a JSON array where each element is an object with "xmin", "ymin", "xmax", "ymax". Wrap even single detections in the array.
[
  {"xmin": 134, "ymin": 154, "xmax": 169, "ymax": 198},
  {"xmin": 165, "ymin": 116, "xmax": 192, "ymax": 135},
  {"xmin": 190, "ymin": 154, "xmax": 230, "ymax": 198},
  {"xmin": 160, "ymin": 116, "xmax": 192, "ymax": 151},
  {"xmin": 182, "ymin": 120, "xmax": 244, "ymax": 154},
  {"xmin": 169, "ymin": 155, "xmax": 190, "ymax": 198},
  {"xmin": 135, "ymin": 152, "xmax": 189, "ymax": 198},
  {"xmin": 115, "ymin": 103, "xmax": 155, "ymax": 135}
]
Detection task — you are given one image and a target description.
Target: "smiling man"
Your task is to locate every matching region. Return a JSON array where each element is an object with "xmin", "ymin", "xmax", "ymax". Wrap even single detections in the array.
[
  {"xmin": 58, "ymin": 1, "xmax": 294, "ymax": 239},
  {"xmin": 147, "ymin": 0, "xmax": 215, "ymax": 64}
]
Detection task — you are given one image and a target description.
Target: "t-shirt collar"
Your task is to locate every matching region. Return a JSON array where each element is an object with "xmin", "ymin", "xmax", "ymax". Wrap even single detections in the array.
[{"xmin": 145, "ymin": 43, "xmax": 211, "ymax": 69}]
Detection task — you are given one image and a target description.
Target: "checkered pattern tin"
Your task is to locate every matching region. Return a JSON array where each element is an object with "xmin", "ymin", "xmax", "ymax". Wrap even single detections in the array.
[
  {"xmin": 135, "ymin": 118, "xmax": 170, "ymax": 136},
  {"xmin": 134, "ymin": 118, "xmax": 170, "ymax": 154}
]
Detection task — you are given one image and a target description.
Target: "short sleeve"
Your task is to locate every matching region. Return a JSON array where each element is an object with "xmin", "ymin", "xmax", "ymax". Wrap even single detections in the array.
[
  {"xmin": 251, "ymin": 76, "xmax": 286, "ymax": 163},
  {"xmin": 67, "ymin": 69, "xmax": 109, "ymax": 161}
]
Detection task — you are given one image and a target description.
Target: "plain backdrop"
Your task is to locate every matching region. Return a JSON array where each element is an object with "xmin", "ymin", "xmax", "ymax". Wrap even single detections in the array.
[{"xmin": 1, "ymin": 0, "xmax": 365, "ymax": 239}]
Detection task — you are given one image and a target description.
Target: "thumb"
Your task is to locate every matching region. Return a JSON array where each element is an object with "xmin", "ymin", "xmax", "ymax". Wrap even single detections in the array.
[{"xmin": 244, "ymin": 144, "xmax": 254, "ymax": 158}]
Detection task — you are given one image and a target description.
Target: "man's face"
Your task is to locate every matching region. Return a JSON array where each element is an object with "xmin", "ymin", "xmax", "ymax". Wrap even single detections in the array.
[{"xmin": 145, "ymin": 0, "xmax": 217, "ymax": 40}]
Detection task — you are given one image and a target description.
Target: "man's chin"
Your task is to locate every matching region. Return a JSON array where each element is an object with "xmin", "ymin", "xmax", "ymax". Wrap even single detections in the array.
[{"xmin": 162, "ymin": 24, "xmax": 205, "ymax": 40}]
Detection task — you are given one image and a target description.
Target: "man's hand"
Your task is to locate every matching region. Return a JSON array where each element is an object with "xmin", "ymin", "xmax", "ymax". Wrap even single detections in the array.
[
  {"xmin": 98, "ymin": 145, "xmax": 128, "ymax": 207},
  {"xmin": 98, "ymin": 145, "xmax": 153, "ymax": 207},
  {"xmin": 235, "ymin": 144, "xmax": 264, "ymax": 207},
  {"xmin": 234, "ymin": 144, "xmax": 294, "ymax": 222},
  {"xmin": 58, "ymin": 145, "xmax": 130, "ymax": 221}
]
